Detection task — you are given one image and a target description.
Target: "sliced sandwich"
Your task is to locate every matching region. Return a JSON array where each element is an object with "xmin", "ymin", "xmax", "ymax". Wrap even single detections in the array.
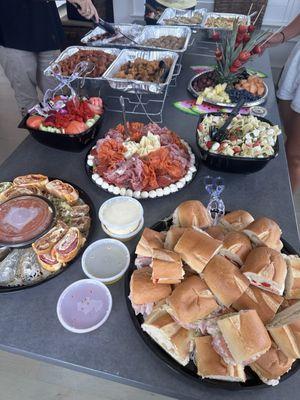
[
  {"xmin": 142, "ymin": 306, "xmax": 193, "ymax": 366},
  {"xmin": 45, "ymin": 179, "xmax": 79, "ymax": 205},
  {"xmin": 13, "ymin": 174, "xmax": 49, "ymax": 188},
  {"xmin": 194, "ymin": 336, "xmax": 246, "ymax": 382},
  {"xmin": 32, "ymin": 221, "xmax": 69, "ymax": 255},
  {"xmin": 219, "ymin": 231, "xmax": 252, "ymax": 266},
  {"xmin": 51, "ymin": 227, "xmax": 84, "ymax": 264},
  {"xmin": 135, "ymin": 227, "xmax": 165, "ymax": 263},
  {"xmin": 243, "ymin": 217, "xmax": 283, "ymax": 251},
  {"xmin": 204, "ymin": 225, "xmax": 226, "ymax": 241},
  {"xmin": 165, "ymin": 275, "xmax": 219, "ymax": 329},
  {"xmin": 267, "ymin": 301, "xmax": 300, "ymax": 358},
  {"xmin": 0, "ymin": 186, "xmax": 39, "ymax": 203},
  {"xmin": 241, "ymin": 247, "xmax": 287, "ymax": 295},
  {"xmin": 174, "ymin": 228, "xmax": 222, "ymax": 274},
  {"xmin": 129, "ymin": 267, "xmax": 172, "ymax": 316},
  {"xmin": 284, "ymin": 255, "xmax": 300, "ymax": 299},
  {"xmin": 173, "ymin": 200, "xmax": 212, "ymax": 229},
  {"xmin": 219, "ymin": 210, "xmax": 254, "ymax": 232},
  {"xmin": 203, "ymin": 255, "xmax": 250, "ymax": 307},
  {"xmin": 164, "ymin": 226, "xmax": 187, "ymax": 250},
  {"xmin": 151, "ymin": 249, "xmax": 184, "ymax": 284},
  {"xmin": 216, "ymin": 310, "xmax": 272, "ymax": 365},
  {"xmin": 37, "ymin": 252, "xmax": 62, "ymax": 272},
  {"xmin": 232, "ymin": 285, "xmax": 283, "ymax": 324},
  {"xmin": 250, "ymin": 342, "xmax": 295, "ymax": 386}
]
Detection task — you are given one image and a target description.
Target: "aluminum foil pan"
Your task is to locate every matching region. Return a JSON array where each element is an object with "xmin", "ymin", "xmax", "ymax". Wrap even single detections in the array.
[
  {"xmin": 81, "ymin": 24, "xmax": 143, "ymax": 47},
  {"xmin": 44, "ymin": 46, "xmax": 121, "ymax": 80},
  {"xmin": 201, "ymin": 12, "xmax": 250, "ymax": 30},
  {"xmin": 157, "ymin": 8, "xmax": 206, "ymax": 27},
  {"xmin": 188, "ymin": 71, "xmax": 268, "ymax": 107},
  {"xmin": 103, "ymin": 49, "xmax": 179, "ymax": 94},
  {"xmin": 136, "ymin": 25, "xmax": 191, "ymax": 53}
]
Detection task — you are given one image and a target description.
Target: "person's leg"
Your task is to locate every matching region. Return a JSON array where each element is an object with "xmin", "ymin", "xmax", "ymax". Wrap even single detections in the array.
[
  {"xmin": 285, "ymin": 109, "xmax": 300, "ymax": 192},
  {"xmin": 0, "ymin": 46, "xmax": 39, "ymax": 114},
  {"xmin": 36, "ymin": 50, "xmax": 61, "ymax": 95},
  {"xmin": 278, "ymin": 99, "xmax": 293, "ymax": 137}
]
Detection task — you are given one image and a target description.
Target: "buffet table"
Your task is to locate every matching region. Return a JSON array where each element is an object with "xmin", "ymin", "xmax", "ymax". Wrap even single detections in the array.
[{"xmin": 0, "ymin": 35, "xmax": 299, "ymax": 400}]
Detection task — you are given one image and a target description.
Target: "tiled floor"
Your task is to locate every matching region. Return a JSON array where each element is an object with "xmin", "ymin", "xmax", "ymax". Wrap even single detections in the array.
[{"xmin": 0, "ymin": 64, "xmax": 299, "ymax": 400}]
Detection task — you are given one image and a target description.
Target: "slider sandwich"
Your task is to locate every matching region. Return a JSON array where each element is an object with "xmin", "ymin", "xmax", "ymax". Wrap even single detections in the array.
[
  {"xmin": 284, "ymin": 255, "xmax": 300, "ymax": 299},
  {"xmin": 243, "ymin": 217, "xmax": 283, "ymax": 251},
  {"xmin": 165, "ymin": 275, "xmax": 219, "ymax": 329},
  {"xmin": 219, "ymin": 210, "xmax": 254, "ymax": 232},
  {"xmin": 250, "ymin": 342, "xmax": 295, "ymax": 386},
  {"xmin": 219, "ymin": 231, "xmax": 252, "ymax": 266},
  {"xmin": 194, "ymin": 336, "xmax": 246, "ymax": 382},
  {"xmin": 129, "ymin": 267, "xmax": 172, "ymax": 316},
  {"xmin": 135, "ymin": 228, "xmax": 165, "ymax": 268},
  {"xmin": 174, "ymin": 228, "xmax": 222, "ymax": 274},
  {"xmin": 204, "ymin": 225, "xmax": 226, "ymax": 241},
  {"xmin": 142, "ymin": 306, "xmax": 193, "ymax": 366},
  {"xmin": 203, "ymin": 255, "xmax": 250, "ymax": 307},
  {"xmin": 241, "ymin": 247, "xmax": 287, "ymax": 296},
  {"xmin": 173, "ymin": 200, "xmax": 212, "ymax": 229},
  {"xmin": 232, "ymin": 285, "xmax": 283, "ymax": 324},
  {"xmin": 164, "ymin": 226, "xmax": 187, "ymax": 250},
  {"xmin": 267, "ymin": 301, "xmax": 300, "ymax": 358},
  {"xmin": 214, "ymin": 310, "xmax": 271, "ymax": 365},
  {"xmin": 151, "ymin": 249, "xmax": 184, "ymax": 284}
]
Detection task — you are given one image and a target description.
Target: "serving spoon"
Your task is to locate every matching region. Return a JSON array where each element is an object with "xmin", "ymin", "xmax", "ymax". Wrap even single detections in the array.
[{"xmin": 120, "ymin": 96, "xmax": 130, "ymax": 139}]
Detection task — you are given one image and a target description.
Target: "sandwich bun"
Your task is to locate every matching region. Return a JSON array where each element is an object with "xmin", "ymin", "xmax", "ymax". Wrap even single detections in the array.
[
  {"xmin": 243, "ymin": 217, "xmax": 283, "ymax": 251},
  {"xmin": 135, "ymin": 227, "xmax": 165, "ymax": 257},
  {"xmin": 205, "ymin": 225, "xmax": 227, "ymax": 241},
  {"xmin": 164, "ymin": 226, "xmax": 187, "ymax": 250},
  {"xmin": 130, "ymin": 267, "xmax": 172, "ymax": 305},
  {"xmin": 194, "ymin": 336, "xmax": 246, "ymax": 382},
  {"xmin": 217, "ymin": 310, "xmax": 272, "ymax": 365},
  {"xmin": 250, "ymin": 342, "xmax": 295, "ymax": 386},
  {"xmin": 241, "ymin": 247, "xmax": 287, "ymax": 296},
  {"xmin": 151, "ymin": 249, "xmax": 184, "ymax": 285},
  {"xmin": 232, "ymin": 285, "xmax": 283, "ymax": 324},
  {"xmin": 219, "ymin": 210, "xmax": 254, "ymax": 231},
  {"xmin": 173, "ymin": 200, "xmax": 212, "ymax": 229},
  {"xmin": 203, "ymin": 255, "xmax": 250, "ymax": 307},
  {"xmin": 219, "ymin": 231, "xmax": 252, "ymax": 266},
  {"xmin": 284, "ymin": 255, "xmax": 300, "ymax": 299}
]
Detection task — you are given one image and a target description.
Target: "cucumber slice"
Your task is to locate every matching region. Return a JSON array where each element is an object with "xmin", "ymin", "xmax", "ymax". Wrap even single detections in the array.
[{"xmin": 246, "ymin": 68, "xmax": 267, "ymax": 78}]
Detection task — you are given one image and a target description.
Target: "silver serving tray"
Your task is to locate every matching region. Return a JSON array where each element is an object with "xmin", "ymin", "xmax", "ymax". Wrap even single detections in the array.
[
  {"xmin": 136, "ymin": 25, "xmax": 191, "ymax": 53},
  {"xmin": 81, "ymin": 24, "xmax": 143, "ymax": 47},
  {"xmin": 157, "ymin": 8, "xmax": 206, "ymax": 27},
  {"xmin": 44, "ymin": 46, "xmax": 121, "ymax": 80},
  {"xmin": 188, "ymin": 70, "xmax": 268, "ymax": 108},
  {"xmin": 103, "ymin": 49, "xmax": 179, "ymax": 94},
  {"xmin": 201, "ymin": 12, "xmax": 250, "ymax": 30}
]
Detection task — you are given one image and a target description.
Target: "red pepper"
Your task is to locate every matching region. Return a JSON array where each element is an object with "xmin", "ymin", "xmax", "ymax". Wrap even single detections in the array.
[
  {"xmin": 206, "ymin": 141, "xmax": 213, "ymax": 149},
  {"xmin": 261, "ymin": 282, "xmax": 271, "ymax": 288}
]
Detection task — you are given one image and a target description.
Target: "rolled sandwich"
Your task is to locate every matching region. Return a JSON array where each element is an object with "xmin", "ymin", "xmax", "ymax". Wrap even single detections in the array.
[
  {"xmin": 216, "ymin": 310, "xmax": 271, "ymax": 365},
  {"xmin": 151, "ymin": 249, "xmax": 184, "ymax": 284},
  {"xmin": 203, "ymin": 255, "xmax": 250, "ymax": 307},
  {"xmin": 135, "ymin": 228, "xmax": 165, "ymax": 268},
  {"xmin": 219, "ymin": 231, "xmax": 252, "ymax": 266},
  {"xmin": 241, "ymin": 247, "xmax": 287, "ymax": 295},
  {"xmin": 174, "ymin": 228, "xmax": 222, "ymax": 274},
  {"xmin": 243, "ymin": 217, "xmax": 283, "ymax": 251},
  {"xmin": 232, "ymin": 285, "xmax": 283, "ymax": 324},
  {"xmin": 45, "ymin": 179, "xmax": 79, "ymax": 205},
  {"xmin": 129, "ymin": 267, "xmax": 172, "ymax": 316},
  {"xmin": 142, "ymin": 306, "xmax": 193, "ymax": 366},
  {"xmin": 250, "ymin": 342, "xmax": 295, "ymax": 386},
  {"xmin": 13, "ymin": 174, "xmax": 49, "ymax": 188},
  {"xmin": 165, "ymin": 275, "xmax": 219, "ymax": 329},
  {"xmin": 284, "ymin": 255, "xmax": 300, "ymax": 299},
  {"xmin": 173, "ymin": 200, "xmax": 212, "ymax": 229},
  {"xmin": 194, "ymin": 336, "xmax": 246, "ymax": 382},
  {"xmin": 219, "ymin": 210, "xmax": 254, "ymax": 232},
  {"xmin": 267, "ymin": 301, "xmax": 300, "ymax": 358}
]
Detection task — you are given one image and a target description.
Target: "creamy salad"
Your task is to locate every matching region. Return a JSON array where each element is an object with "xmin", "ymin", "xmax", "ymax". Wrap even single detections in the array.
[{"xmin": 197, "ymin": 114, "xmax": 281, "ymax": 158}]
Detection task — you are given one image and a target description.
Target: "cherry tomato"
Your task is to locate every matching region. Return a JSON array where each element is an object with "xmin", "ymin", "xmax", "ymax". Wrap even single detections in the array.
[
  {"xmin": 238, "ymin": 25, "xmax": 248, "ymax": 34},
  {"xmin": 243, "ymin": 33, "xmax": 251, "ymax": 43},
  {"xmin": 248, "ymin": 24, "xmax": 256, "ymax": 32},
  {"xmin": 26, "ymin": 115, "xmax": 45, "ymax": 129},
  {"xmin": 239, "ymin": 51, "xmax": 251, "ymax": 62}
]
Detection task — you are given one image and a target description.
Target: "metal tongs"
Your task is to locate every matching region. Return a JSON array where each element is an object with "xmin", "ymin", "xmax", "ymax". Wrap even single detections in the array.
[
  {"xmin": 205, "ymin": 176, "xmax": 225, "ymax": 225},
  {"xmin": 92, "ymin": 17, "xmax": 139, "ymax": 45},
  {"xmin": 120, "ymin": 96, "xmax": 130, "ymax": 139}
]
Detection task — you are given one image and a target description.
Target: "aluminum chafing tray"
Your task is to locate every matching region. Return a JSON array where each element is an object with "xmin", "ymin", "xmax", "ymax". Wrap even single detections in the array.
[
  {"xmin": 81, "ymin": 24, "xmax": 144, "ymax": 47},
  {"xmin": 136, "ymin": 25, "xmax": 191, "ymax": 53},
  {"xmin": 201, "ymin": 12, "xmax": 250, "ymax": 30},
  {"xmin": 103, "ymin": 49, "xmax": 179, "ymax": 94},
  {"xmin": 44, "ymin": 46, "xmax": 121, "ymax": 79},
  {"xmin": 157, "ymin": 8, "xmax": 206, "ymax": 27}
]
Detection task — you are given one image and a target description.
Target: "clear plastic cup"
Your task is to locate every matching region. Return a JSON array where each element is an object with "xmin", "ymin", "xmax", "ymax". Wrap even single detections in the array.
[
  {"xmin": 57, "ymin": 279, "xmax": 112, "ymax": 334},
  {"xmin": 81, "ymin": 239, "xmax": 130, "ymax": 284}
]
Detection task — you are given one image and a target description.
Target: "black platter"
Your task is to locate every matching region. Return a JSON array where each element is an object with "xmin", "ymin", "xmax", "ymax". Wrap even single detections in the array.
[
  {"xmin": 0, "ymin": 179, "xmax": 96, "ymax": 292},
  {"xmin": 124, "ymin": 216, "xmax": 300, "ymax": 390}
]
